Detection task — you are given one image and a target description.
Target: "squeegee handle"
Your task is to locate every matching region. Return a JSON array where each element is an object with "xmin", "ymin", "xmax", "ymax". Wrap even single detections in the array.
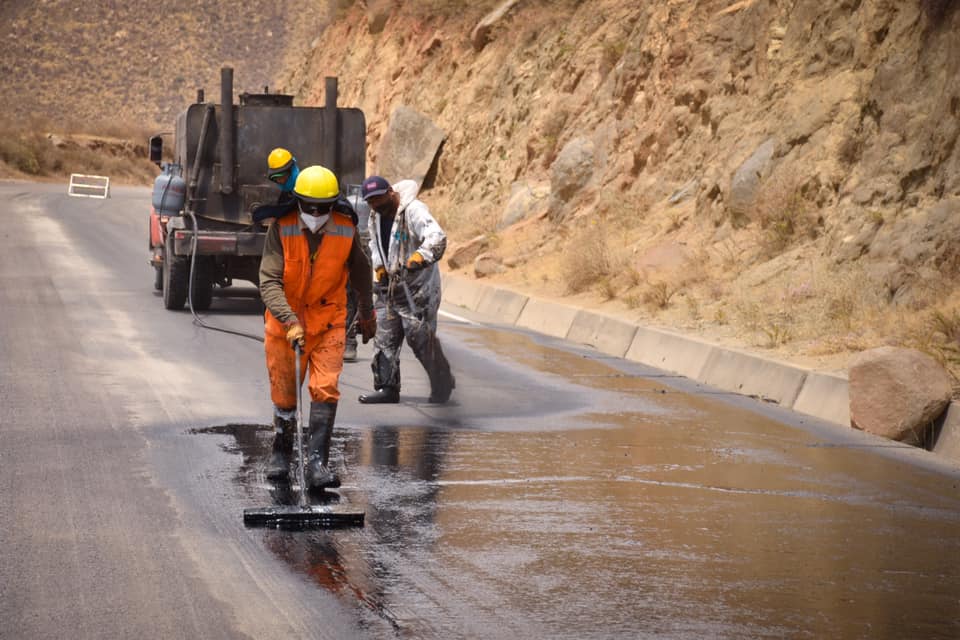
[{"xmin": 293, "ymin": 343, "xmax": 308, "ymax": 508}]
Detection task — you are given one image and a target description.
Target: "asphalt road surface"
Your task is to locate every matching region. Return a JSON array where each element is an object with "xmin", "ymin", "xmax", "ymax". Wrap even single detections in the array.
[{"xmin": 3, "ymin": 182, "xmax": 960, "ymax": 639}]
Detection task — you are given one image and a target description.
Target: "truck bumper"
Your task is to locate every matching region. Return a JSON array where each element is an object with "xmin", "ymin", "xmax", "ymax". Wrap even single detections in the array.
[{"xmin": 172, "ymin": 230, "xmax": 265, "ymax": 256}]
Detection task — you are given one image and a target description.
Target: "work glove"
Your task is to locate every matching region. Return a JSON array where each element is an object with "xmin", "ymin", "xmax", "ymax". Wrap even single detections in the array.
[
  {"xmin": 406, "ymin": 252, "xmax": 426, "ymax": 270},
  {"xmin": 358, "ymin": 309, "xmax": 377, "ymax": 344},
  {"xmin": 374, "ymin": 266, "xmax": 387, "ymax": 284},
  {"xmin": 285, "ymin": 323, "xmax": 305, "ymax": 349}
]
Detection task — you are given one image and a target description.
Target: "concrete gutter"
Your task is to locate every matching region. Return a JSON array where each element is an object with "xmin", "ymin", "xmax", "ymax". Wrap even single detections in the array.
[{"xmin": 442, "ymin": 272, "xmax": 960, "ymax": 465}]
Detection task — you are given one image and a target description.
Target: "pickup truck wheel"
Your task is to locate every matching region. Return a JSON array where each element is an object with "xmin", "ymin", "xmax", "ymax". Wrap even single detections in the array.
[{"xmin": 162, "ymin": 235, "xmax": 189, "ymax": 310}]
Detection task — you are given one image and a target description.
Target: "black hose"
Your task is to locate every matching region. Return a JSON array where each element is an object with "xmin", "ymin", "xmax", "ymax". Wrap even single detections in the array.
[{"xmin": 185, "ymin": 210, "xmax": 264, "ymax": 343}]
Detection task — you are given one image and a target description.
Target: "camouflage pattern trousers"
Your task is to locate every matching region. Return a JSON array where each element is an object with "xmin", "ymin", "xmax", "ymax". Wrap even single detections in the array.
[{"xmin": 369, "ymin": 280, "xmax": 453, "ymax": 398}]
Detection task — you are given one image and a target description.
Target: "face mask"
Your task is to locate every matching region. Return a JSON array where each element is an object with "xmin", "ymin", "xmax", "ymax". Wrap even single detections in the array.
[{"xmin": 300, "ymin": 212, "xmax": 330, "ymax": 233}]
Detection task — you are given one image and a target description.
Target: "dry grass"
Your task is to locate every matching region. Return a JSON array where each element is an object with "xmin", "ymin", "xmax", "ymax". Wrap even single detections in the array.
[
  {"xmin": 913, "ymin": 307, "xmax": 960, "ymax": 387},
  {"xmin": 714, "ymin": 262, "xmax": 960, "ymax": 366},
  {"xmin": 714, "ymin": 237, "xmax": 748, "ymax": 276},
  {"xmin": 642, "ymin": 281, "xmax": 675, "ymax": 309},
  {"xmin": 625, "ymin": 266, "xmax": 644, "ymax": 288},
  {"xmin": 598, "ymin": 276, "xmax": 618, "ymax": 300},
  {"xmin": 407, "ymin": 0, "xmax": 501, "ymax": 19},
  {"xmin": 665, "ymin": 210, "xmax": 685, "ymax": 232},
  {"xmin": 442, "ymin": 199, "xmax": 499, "ymax": 239},
  {"xmin": 684, "ymin": 293, "xmax": 701, "ymax": 322},
  {"xmin": 561, "ymin": 225, "xmax": 623, "ymax": 294},
  {"xmin": 0, "ymin": 118, "xmax": 157, "ymax": 184},
  {"xmin": 761, "ymin": 316, "xmax": 792, "ymax": 347},
  {"xmin": 751, "ymin": 175, "xmax": 817, "ymax": 258}
]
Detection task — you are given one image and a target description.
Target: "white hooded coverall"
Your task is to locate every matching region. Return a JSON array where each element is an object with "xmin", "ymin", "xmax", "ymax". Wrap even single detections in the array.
[{"xmin": 367, "ymin": 180, "xmax": 453, "ymax": 398}]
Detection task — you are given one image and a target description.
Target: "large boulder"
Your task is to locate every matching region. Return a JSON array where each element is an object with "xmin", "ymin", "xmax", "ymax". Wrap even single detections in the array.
[
  {"xmin": 498, "ymin": 181, "xmax": 550, "ymax": 229},
  {"xmin": 549, "ymin": 136, "xmax": 595, "ymax": 219},
  {"xmin": 848, "ymin": 346, "xmax": 953, "ymax": 445},
  {"xmin": 375, "ymin": 106, "xmax": 446, "ymax": 191},
  {"xmin": 474, "ymin": 252, "xmax": 505, "ymax": 278},
  {"xmin": 728, "ymin": 138, "xmax": 775, "ymax": 219},
  {"xmin": 447, "ymin": 234, "xmax": 489, "ymax": 270}
]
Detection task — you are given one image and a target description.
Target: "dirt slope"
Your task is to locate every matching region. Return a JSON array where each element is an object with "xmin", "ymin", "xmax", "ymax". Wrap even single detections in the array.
[{"xmin": 283, "ymin": 0, "xmax": 960, "ymax": 380}]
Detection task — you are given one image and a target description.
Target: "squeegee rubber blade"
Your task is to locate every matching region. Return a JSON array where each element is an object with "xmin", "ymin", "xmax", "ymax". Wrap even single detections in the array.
[{"xmin": 243, "ymin": 505, "xmax": 365, "ymax": 529}]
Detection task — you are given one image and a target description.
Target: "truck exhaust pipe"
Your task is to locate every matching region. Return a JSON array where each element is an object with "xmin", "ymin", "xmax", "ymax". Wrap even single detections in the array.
[
  {"xmin": 324, "ymin": 77, "xmax": 339, "ymax": 176},
  {"xmin": 220, "ymin": 66, "xmax": 235, "ymax": 195}
]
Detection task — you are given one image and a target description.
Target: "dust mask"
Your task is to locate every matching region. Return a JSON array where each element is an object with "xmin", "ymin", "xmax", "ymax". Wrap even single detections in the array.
[{"xmin": 300, "ymin": 212, "xmax": 329, "ymax": 233}]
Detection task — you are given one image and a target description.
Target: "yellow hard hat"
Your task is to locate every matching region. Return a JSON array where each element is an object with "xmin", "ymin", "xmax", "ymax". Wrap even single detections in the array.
[
  {"xmin": 293, "ymin": 165, "xmax": 340, "ymax": 203},
  {"xmin": 267, "ymin": 147, "xmax": 295, "ymax": 175}
]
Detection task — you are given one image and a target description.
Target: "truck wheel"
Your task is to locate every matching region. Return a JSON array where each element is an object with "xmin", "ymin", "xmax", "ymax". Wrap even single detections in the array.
[
  {"xmin": 153, "ymin": 265, "xmax": 163, "ymax": 291},
  {"xmin": 162, "ymin": 235, "xmax": 189, "ymax": 310},
  {"xmin": 189, "ymin": 257, "xmax": 214, "ymax": 312}
]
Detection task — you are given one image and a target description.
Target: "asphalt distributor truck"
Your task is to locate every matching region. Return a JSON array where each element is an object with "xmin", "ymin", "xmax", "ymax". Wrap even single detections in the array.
[{"xmin": 148, "ymin": 66, "xmax": 367, "ymax": 310}]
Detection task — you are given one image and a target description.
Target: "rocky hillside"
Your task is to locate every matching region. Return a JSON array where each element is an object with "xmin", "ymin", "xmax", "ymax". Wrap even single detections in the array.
[{"xmin": 283, "ymin": 0, "xmax": 960, "ymax": 379}]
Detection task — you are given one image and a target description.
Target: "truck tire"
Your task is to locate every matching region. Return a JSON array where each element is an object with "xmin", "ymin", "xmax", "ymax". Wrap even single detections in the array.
[
  {"xmin": 189, "ymin": 257, "xmax": 214, "ymax": 312},
  {"xmin": 162, "ymin": 234, "xmax": 189, "ymax": 310}
]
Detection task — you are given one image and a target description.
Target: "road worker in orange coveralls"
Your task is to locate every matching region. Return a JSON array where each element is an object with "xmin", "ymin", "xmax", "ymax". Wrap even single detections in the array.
[{"xmin": 259, "ymin": 165, "xmax": 376, "ymax": 489}]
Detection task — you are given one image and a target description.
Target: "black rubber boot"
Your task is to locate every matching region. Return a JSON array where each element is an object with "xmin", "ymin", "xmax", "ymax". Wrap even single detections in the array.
[
  {"xmin": 424, "ymin": 338, "xmax": 455, "ymax": 404},
  {"xmin": 371, "ymin": 350, "xmax": 401, "ymax": 394},
  {"xmin": 343, "ymin": 336, "xmax": 358, "ymax": 363},
  {"xmin": 358, "ymin": 386, "xmax": 400, "ymax": 404},
  {"xmin": 306, "ymin": 401, "xmax": 341, "ymax": 490},
  {"xmin": 266, "ymin": 414, "xmax": 294, "ymax": 481},
  {"xmin": 429, "ymin": 373, "xmax": 456, "ymax": 404}
]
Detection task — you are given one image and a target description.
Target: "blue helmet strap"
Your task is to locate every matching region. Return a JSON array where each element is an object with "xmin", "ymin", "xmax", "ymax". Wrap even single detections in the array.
[{"xmin": 281, "ymin": 164, "xmax": 300, "ymax": 192}]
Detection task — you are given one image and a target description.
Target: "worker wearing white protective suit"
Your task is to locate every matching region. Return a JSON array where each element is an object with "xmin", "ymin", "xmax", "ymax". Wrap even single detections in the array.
[{"xmin": 358, "ymin": 176, "xmax": 455, "ymax": 404}]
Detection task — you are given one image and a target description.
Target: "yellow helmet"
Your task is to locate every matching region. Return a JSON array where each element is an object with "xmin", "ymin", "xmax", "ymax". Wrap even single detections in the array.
[
  {"xmin": 267, "ymin": 147, "xmax": 295, "ymax": 175},
  {"xmin": 293, "ymin": 165, "xmax": 340, "ymax": 203}
]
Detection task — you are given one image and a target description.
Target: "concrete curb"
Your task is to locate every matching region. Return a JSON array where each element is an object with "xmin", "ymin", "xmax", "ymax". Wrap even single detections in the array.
[
  {"xmin": 441, "ymin": 273, "xmax": 960, "ymax": 465},
  {"xmin": 699, "ymin": 348, "xmax": 808, "ymax": 407},
  {"xmin": 475, "ymin": 287, "xmax": 528, "ymax": 324},
  {"xmin": 625, "ymin": 326, "xmax": 718, "ymax": 380},
  {"xmin": 516, "ymin": 298, "xmax": 579, "ymax": 339},
  {"xmin": 934, "ymin": 403, "xmax": 960, "ymax": 461},
  {"xmin": 567, "ymin": 310, "xmax": 638, "ymax": 358},
  {"xmin": 442, "ymin": 274, "xmax": 489, "ymax": 311},
  {"xmin": 792, "ymin": 371, "xmax": 850, "ymax": 427}
]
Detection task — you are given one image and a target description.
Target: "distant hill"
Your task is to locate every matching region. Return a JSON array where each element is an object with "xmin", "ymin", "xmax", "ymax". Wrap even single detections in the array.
[{"xmin": 0, "ymin": 0, "xmax": 327, "ymax": 131}]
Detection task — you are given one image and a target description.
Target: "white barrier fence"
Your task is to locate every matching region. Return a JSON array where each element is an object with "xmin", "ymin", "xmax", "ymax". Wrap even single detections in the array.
[{"xmin": 68, "ymin": 173, "xmax": 110, "ymax": 199}]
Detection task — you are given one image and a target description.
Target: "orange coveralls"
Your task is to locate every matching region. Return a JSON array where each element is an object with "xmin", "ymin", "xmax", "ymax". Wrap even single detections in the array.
[{"xmin": 262, "ymin": 210, "xmax": 358, "ymax": 406}]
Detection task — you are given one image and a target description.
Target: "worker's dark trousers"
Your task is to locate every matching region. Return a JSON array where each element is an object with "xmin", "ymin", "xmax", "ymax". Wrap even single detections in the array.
[{"xmin": 370, "ymin": 284, "xmax": 452, "ymax": 395}]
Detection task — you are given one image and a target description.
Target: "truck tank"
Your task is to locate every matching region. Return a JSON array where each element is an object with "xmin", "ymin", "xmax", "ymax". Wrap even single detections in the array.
[
  {"xmin": 148, "ymin": 66, "xmax": 367, "ymax": 311},
  {"xmin": 175, "ymin": 69, "xmax": 366, "ymax": 225}
]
